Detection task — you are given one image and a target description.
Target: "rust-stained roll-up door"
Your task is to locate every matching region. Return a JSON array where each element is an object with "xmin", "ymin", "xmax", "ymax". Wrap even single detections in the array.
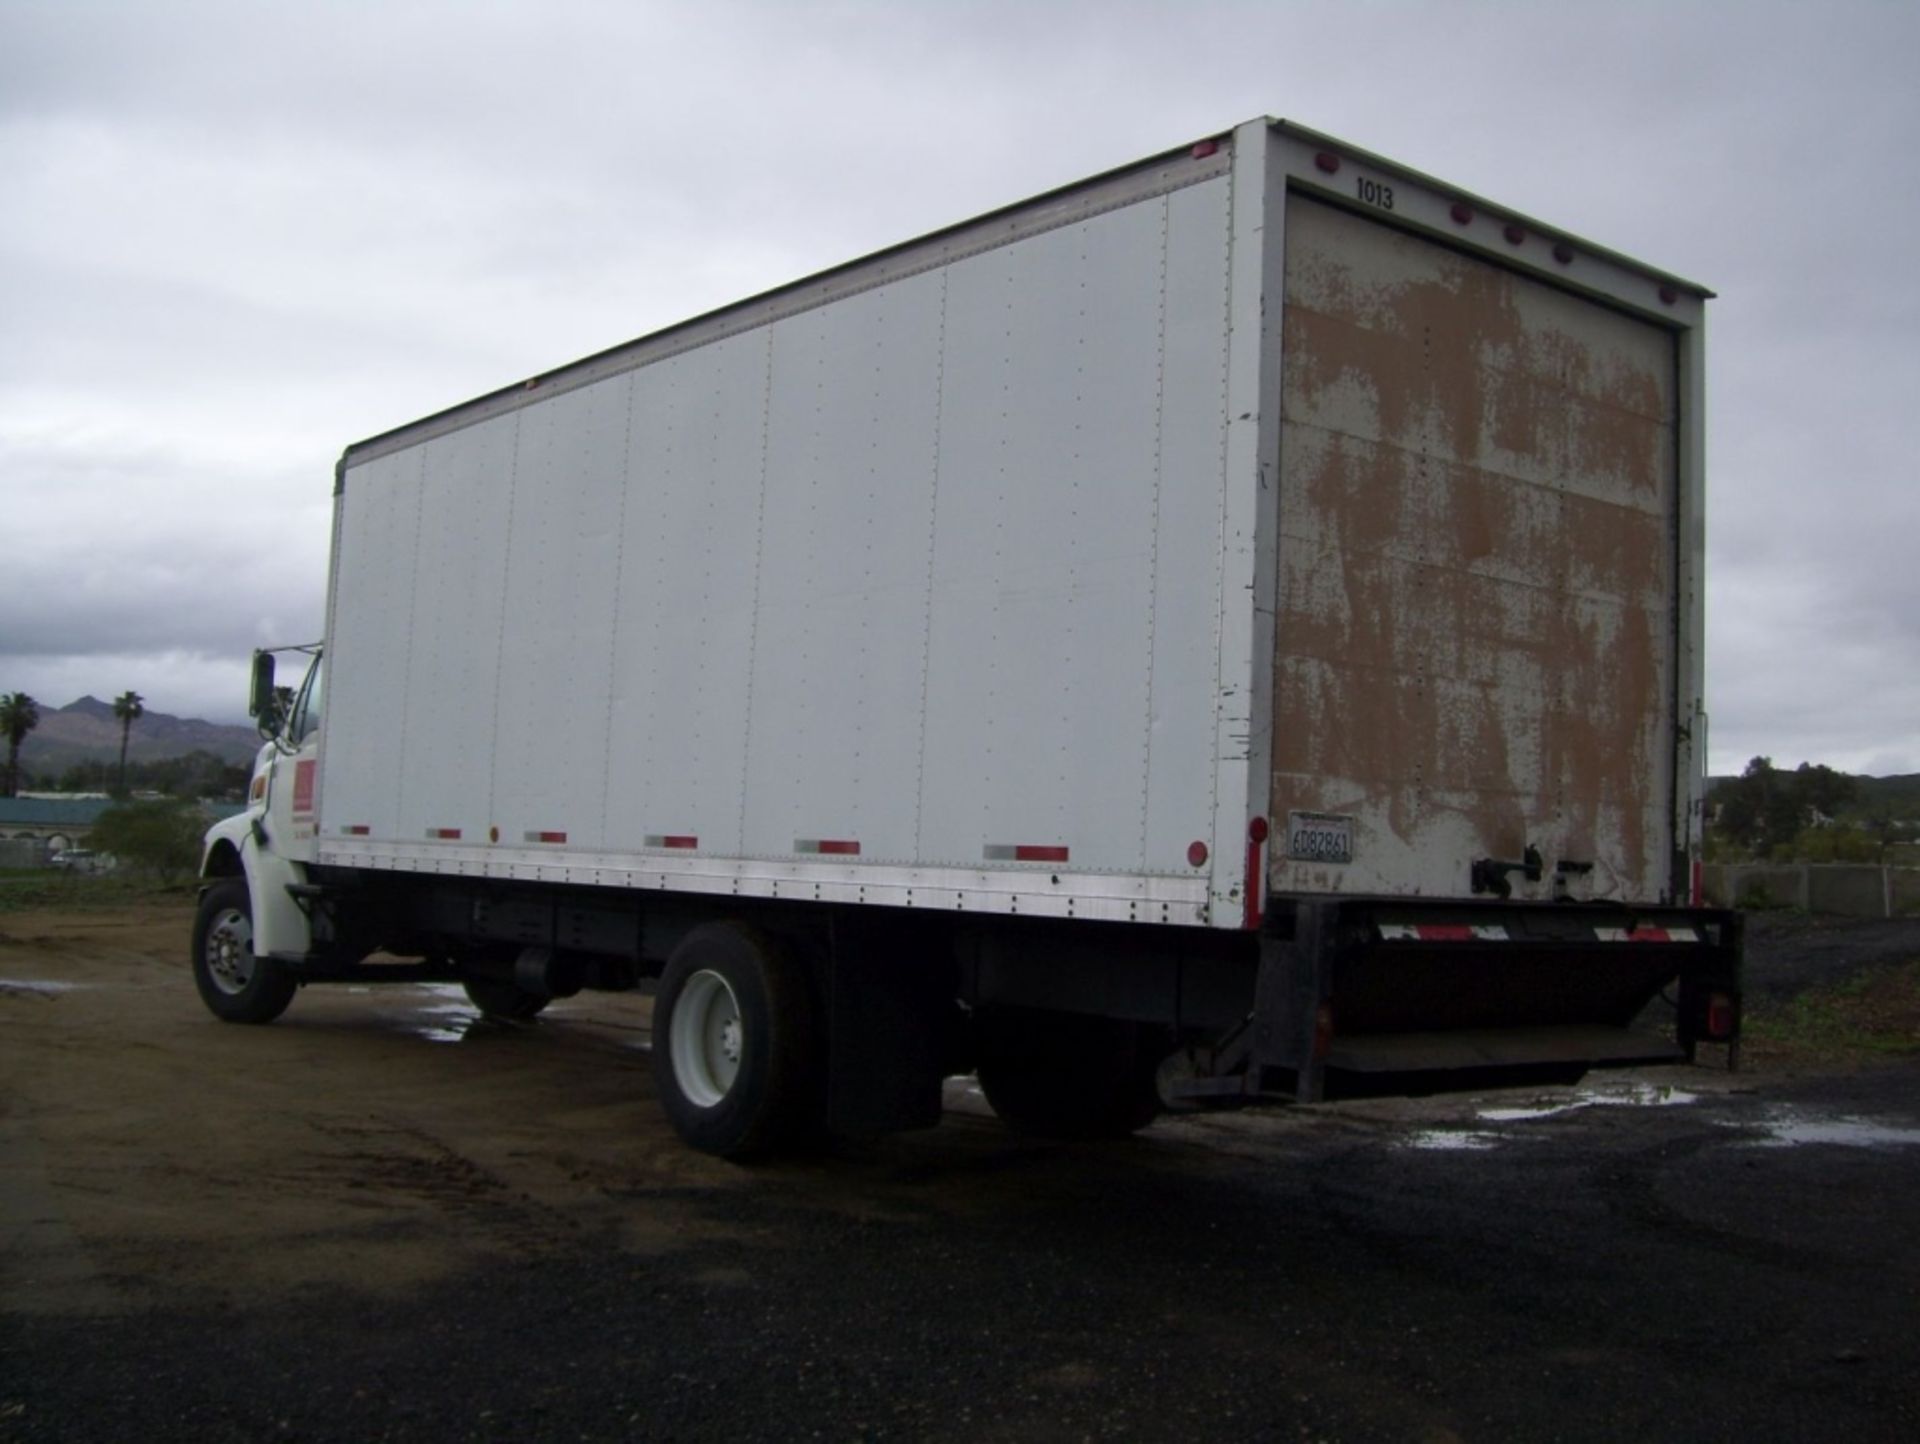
[{"xmin": 1271, "ymin": 196, "xmax": 1678, "ymax": 905}]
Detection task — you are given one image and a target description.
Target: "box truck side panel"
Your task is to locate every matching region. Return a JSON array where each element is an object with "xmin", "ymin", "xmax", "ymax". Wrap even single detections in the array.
[
  {"xmin": 741, "ymin": 269, "xmax": 946, "ymax": 862},
  {"xmin": 319, "ymin": 445, "xmax": 420, "ymax": 842},
  {"xmin": 495, "ymin": 378, "xmax": 631, "ymax": 847},
  {"xmin": 319, "ymin": 168, "xmax": 1236, "ymax": 913},
  {"xmin": 1271, "ymin": 195, "xmax": 1678, "ymax": 903},
  {"xmin": 604, "ymin": 330, "xmax": 774, "ymax": 858},
  {"xmin": 919, "ymin": 176, "xmax": 1233, "ymax": 874}
]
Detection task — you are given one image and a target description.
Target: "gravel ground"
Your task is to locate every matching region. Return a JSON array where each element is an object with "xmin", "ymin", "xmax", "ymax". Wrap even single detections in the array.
[
  {"xmin": 2, "ymin": 902, "xmax": 1917, "ymax": 1442},
  {"xmin": 1742, "ymin": 911, "xmax": 1920, "ymax": 998}
]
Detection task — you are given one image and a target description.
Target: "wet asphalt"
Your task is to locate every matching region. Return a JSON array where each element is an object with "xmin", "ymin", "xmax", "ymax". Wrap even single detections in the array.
[{"xmin": 6, "ymin": 1063, "xmax": 1917, "ymax": 1443}]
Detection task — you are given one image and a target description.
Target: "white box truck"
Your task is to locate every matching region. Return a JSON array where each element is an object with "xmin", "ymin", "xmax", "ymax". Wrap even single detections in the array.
[{"xmin": 196, "ymin": 118, "xmax": 1741, "ymax": 1156}]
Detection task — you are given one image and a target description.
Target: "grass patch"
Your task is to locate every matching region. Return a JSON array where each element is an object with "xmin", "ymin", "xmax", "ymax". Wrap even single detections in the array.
[
  {"xmin": 0, "ymin": 870, "xmax": 196, "ymax": 915},
  {"xmin": 1743, "ymin": 958, "xmax": 1920, "ymax": 1068}
]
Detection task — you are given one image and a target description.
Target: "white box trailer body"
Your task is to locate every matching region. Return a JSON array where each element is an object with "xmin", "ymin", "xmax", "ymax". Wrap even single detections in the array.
[
  {"xmin": 315, "ymin": 119, "xmax": 1706, "ymax": 922},
  {"xmin": 198, "ymin": 119, "xmax": 1739, "ymax": 1156}
]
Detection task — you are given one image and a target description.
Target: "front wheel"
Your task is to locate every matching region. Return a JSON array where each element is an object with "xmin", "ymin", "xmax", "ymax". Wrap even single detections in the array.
[
  {"xmin": 651, "ymin": 922, "xmax": 819, "ymax": 1159},
  {"xmin": 191, "ymin": 878, "xmax": 297, "ymax": 1024}
]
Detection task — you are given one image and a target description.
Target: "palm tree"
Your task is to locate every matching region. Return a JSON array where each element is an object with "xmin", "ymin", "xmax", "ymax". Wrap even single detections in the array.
[
  {"xmin": 1, "ymin": 692, "xmax": 40, "ymax": 799},
  {"xmin": 113, "ymin": 690, "xmax": 145, "ymax": 797}
]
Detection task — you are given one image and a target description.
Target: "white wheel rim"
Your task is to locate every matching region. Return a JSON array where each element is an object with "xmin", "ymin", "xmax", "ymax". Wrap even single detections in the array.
[
  {"xmin": 669, "ymin": 969, "xmax": 743, "ymax": 1108},
  {"xmin": 205, "ymin": 907, "xmax": 255, "ymax": 995}
]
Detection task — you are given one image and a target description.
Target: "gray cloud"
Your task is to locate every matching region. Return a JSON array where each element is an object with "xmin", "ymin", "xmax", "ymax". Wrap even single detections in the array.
[{"xmin": 2, "ymin": 0, "xmax": 1916, "ymax": 770}]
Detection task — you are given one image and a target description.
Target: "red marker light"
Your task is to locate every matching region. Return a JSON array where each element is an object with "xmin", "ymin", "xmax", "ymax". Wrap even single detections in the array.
[
  {"xmin": 1248, "ymin": 816, "xmax": 1269, "ymax": 844},
  {"xmin": 1706, "ymin": 992, "xmax": 1735, "ymax": 1039},
  {"xmin": 1450, "ymin": 202, "xmax": 1473, "ymax": 225},
  {"xmin": 1659, "ymin": 285, "xmax": 1678, "ymax": 305},
  {"xmin": 1314, "ymin": 151, "xmax": 1340, "ymax": 174},
  {"xmin": 1191, "ymin": 139, "xmax": 1218, "ymax": 159},
  {"xmin": 1552, "ymin": 242, "xmax": 1574, "ymax": 265},
  {"xmin": 1187, "ymin": 840, "xmax": 1209, "ymax": 868},
  {"xmin": 1503, "ymin": 223, "xmax": 1525, "ymax": 245}
]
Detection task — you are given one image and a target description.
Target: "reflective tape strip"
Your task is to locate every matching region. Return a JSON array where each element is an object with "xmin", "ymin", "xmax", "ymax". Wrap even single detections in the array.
[
  {"xmin": 343, "ymin": 825, "xmax": 371, "ymax": 836},
  {"xmin": 645, "ymin": 834, "xmax": 699, "ymax": 850},
  {"xmin": 984, "ymin": 844, "xmax": 1070, "ymax": 863},
  {"xmin": 1595, "ymin": 926, "xmax": 1699, "ymax": 943},
  {"xmin": 1378, "ymin": 924, "xmax": 1510, "ymax": 942},
  {"xmin": 426, "ymin": 827, "xmax": 462, "ymax": 840},
  {"xmin": 524, "ymin": 831, "xmax": 568, "ymax": 845},
  {"xmin": 796, "ymin": 839, "xmax": 861, "ymax": 856}
]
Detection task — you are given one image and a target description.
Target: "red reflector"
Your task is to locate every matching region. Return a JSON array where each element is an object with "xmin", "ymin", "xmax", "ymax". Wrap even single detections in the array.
[
  {"xmin": 798, "ymin": 838, "xmax": 860, "ymax": 856},
  {"xmin": 1450, "ymin": 202, "xmax": 1473, "ymax": 225},
  {"xmin": 1503, "ymin": 223, "xmax": 1525, "ymax": 245},
  {"xmin": 1014, "ymin": 845, "xmax": 1069, "ymax": 863},
  {"xmin": 1421, "ymin": 925, "xmax": 1476, "ymax": 942},
  {"xmin": 1312, "ymin": 1003, "xmax": 1334, "ymax": 1060},
  {"xmin": 1187, "ymin": 840, "xmax": 1209, "ymax": 868},
  {"xmin": 1314, "ymin": 151, "xmax": 1340, "ymax": 174},
  {"xmin": 1191, "ymin": 139, "xmax": 1218, "ymax": 159},
  {"xmin": 428, "ymin": 827, "xmax": 461, "ymax": 840},
  {"xmin": 1706, "ymin": 993, "xmax": 1735, "ymax": 1039}
]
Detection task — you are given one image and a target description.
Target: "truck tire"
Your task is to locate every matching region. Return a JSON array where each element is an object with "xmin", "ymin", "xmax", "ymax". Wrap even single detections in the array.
[
  {"xmin": 461, "ymin": 976, "xmax": 550, "ymax": 1020},
  {"xmin": 975, "ymin": 1007, "xmax": 1164, "ymax": 1139},
  {"xmin": 651, "ymin": 922, "xmax": 819, "ymax": 1159},
  {"xmin": 191, "ymin": 878, "xmax": 297, "ymax": 1025}
]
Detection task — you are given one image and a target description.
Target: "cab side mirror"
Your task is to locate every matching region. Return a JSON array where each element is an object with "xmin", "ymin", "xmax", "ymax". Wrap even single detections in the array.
[{"xmin": 249, "ymin": 651, "xmax": 279, "ymax": 732}]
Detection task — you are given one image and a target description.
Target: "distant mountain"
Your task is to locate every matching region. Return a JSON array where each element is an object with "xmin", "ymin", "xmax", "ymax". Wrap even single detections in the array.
[{"xmin": 17, "ymin": 697, "xmax": 261, "ymax": 772}]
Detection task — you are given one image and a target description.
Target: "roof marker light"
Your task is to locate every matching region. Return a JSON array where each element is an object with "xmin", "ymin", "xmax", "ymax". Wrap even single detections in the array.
[
  {"xmin": 1191, "ymin": 139, "xmax": 1219, "ymax": 159},
  {"xmin": 1659, "ymin": 285, "xmax": 1678, "ymax": 305},
  {"xmin": 1314, "ymin": 151, "xmax": 1340, "ymax": 174},
  {"xmin": 1503, "ymin": 223, "xmax": 1525, "ymax": 245},
  {"xmin": 1450, "ymin": 202, "xmax": 1474, "ymax": 225}
]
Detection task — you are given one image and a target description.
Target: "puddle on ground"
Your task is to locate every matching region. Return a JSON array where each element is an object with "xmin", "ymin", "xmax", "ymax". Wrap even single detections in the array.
[
  {"xmin": 0, "ymin": 979, "xmax": 85, "ymax": 997},
  {"xmin": 1731, "ymin": 1109, "xmax": 1920, "ymax": 1151},
  {"xmin": 1401, "ymin": 1081, "xmax": 1700, "ymax": 1152},
  {"xmin": 1477, "ymin": 1081, "xmax": 1698, "ymax": 1123},
  {"xmin": 1404, "ymin": 1130, "xmax": 1502, "ymax": 1152}
]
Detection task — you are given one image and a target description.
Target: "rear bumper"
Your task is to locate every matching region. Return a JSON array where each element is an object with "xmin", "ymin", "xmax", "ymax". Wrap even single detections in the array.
[{"xmin": 1249, "ymin": 897, "xmax": 1742, "ymax": 1100}]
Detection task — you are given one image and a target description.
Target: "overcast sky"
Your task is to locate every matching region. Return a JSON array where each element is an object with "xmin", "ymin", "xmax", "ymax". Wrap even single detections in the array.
[{"xmin": 2, "ymin": 0, "xmax": 1915, "ymax": 776}]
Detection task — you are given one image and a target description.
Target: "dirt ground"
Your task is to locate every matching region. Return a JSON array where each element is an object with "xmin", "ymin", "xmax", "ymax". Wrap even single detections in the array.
[{"xmin": 3, "ymin": 899, "xmax": 1917, "ymax": 1441}]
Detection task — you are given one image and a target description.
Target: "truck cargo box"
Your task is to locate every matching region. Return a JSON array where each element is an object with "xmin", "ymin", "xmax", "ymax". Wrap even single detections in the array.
[{"xmin": 315, "ymin": 119, "xmax": 1709, "ymax": 929}]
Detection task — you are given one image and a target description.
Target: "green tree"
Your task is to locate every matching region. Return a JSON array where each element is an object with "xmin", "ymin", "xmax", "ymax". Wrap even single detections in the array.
[
  {"xmin": 1713, "ymin": 756, "xmax": 1863, "ymax": 859},
  {"xmin": 88, "ymin": 798, "xmax": 206, "ymax": 886},
  {"xmin": 0, "ymin": 691, "xmax": 40, "ymax": 798},
  {"xmin": 113, "ymin": 690, "xmax": 146, "ymax": 797}
]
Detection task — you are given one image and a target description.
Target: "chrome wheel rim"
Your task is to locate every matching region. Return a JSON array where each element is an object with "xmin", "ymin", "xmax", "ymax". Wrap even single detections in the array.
[
  {"xmin": 669, "ymin": 969, "xmax": 742, "ymax": 1108},
  {"xmin": 205, "ymin": 906, "xmax": 255, "ymax": 995}
]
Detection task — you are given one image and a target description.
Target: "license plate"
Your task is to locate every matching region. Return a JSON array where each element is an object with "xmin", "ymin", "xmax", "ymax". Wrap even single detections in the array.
[{"xmin": 1286, "ymin": 811, "xmax": 1354, "ymax": 865}]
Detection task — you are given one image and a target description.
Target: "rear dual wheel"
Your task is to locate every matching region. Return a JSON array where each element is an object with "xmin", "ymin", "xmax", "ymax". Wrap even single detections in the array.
[{"xmin": 651, "ymin": 922, "xmax": 820, "ymax": 1159}]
